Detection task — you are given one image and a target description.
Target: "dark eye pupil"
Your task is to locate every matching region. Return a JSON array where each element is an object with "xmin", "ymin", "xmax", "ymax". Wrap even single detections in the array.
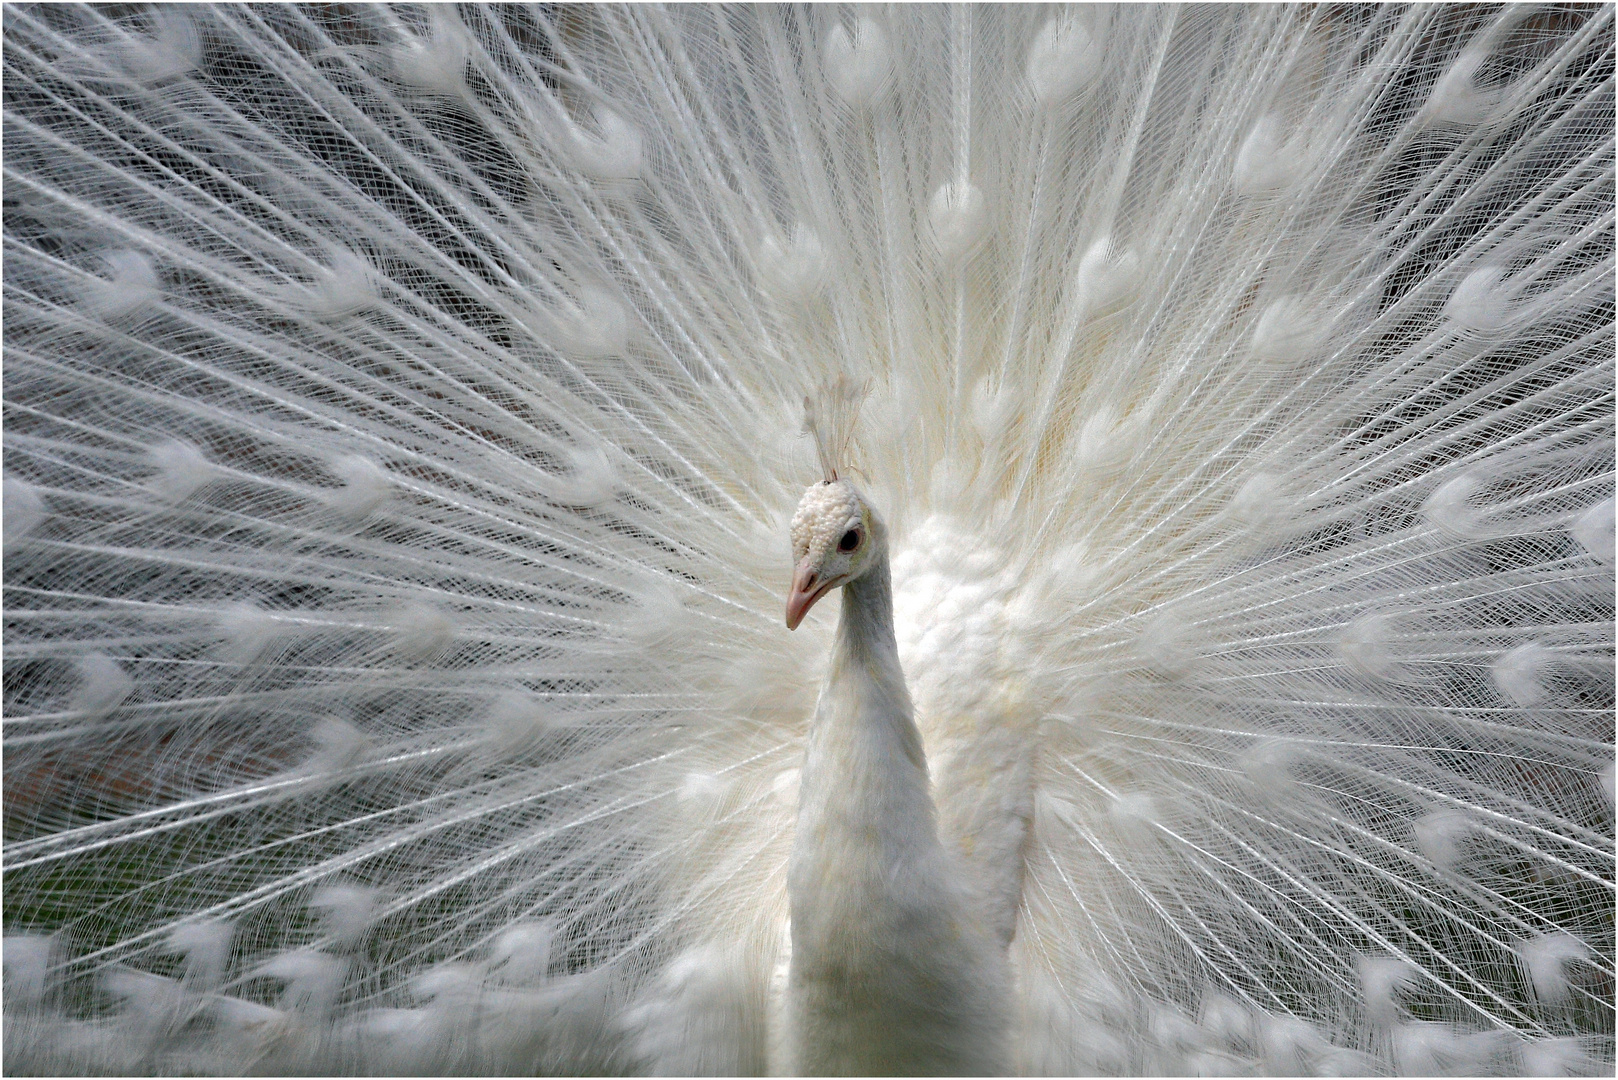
[{"xmin": 838, "ymin": 529, "xmax": 859, "ymax": 552}]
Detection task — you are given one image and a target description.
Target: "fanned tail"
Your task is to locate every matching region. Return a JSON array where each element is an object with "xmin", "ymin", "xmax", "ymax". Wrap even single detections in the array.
[{"xmin": 3, "ymin": 5, "xmax": 1612, "ymax": 1075}]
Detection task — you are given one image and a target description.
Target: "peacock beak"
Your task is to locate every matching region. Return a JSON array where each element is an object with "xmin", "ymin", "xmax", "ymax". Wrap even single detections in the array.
[{"xmin": 785, "ymin": 559, "xmax": 832, "ymax": 631}]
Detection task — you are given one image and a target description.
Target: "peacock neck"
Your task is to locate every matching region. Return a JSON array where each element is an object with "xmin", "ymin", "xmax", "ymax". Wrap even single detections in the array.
[
  {"xmin": 822, "ymin": 545, "xmax": 927, "ymax": 779},
  {"xmin": 793, "ymin": 537, "xmax": 936, "ymax": 871},
  {"xmin": 834, "ymin": 553, "xmax": 896, "ymax": 677},
  {"xmin": 786, "ymin": 540, "xmax": 1007, "ymax": 1074}
]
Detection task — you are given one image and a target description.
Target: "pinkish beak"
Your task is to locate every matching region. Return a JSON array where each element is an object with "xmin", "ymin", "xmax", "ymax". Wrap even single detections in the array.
[{"xmin": 785, "ymin": 560, "xmax": 833, "ymax": 631}]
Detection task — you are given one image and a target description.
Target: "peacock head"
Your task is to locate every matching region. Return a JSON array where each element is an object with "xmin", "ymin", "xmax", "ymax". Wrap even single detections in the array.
[{"xmin": 786, "ymin": 479, "xmax": 881, "ymax": 630}]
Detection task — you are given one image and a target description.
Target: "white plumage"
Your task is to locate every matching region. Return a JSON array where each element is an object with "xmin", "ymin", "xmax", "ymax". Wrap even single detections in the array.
[
  {"xmin": 2, "ymin": 5, "xmax": 1612, "ymax": 1076},
  {"xmin": 784, "ymin": 477, "xmax": 1011, "ymax": 1075}
]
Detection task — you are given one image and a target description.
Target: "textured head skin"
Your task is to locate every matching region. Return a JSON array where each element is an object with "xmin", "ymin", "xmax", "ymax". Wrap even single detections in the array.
[{"xmin": 786, "ymin": 480, "xmax": 878, "ymax": 629}]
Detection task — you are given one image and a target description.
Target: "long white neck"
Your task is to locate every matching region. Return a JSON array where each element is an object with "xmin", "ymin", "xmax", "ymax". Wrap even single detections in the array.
[
  {"xmin": 793, "ymin": 552, "xmax": 934, "ymax": 924},
  {"xmin": 786, "ymin": 541, "xmax": 1008, "ymax": 1076},
  {"xmin": 816, "ymin": 551, "xmax": 927, "ymax": 787}
]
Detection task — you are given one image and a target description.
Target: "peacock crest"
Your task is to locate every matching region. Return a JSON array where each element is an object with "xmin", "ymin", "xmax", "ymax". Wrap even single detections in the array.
[{"xmin": 801, "ymin": 374, "xmax": 870, "ymax": 484}]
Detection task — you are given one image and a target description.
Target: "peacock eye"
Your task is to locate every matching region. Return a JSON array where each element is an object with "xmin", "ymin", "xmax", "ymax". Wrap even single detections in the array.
[{"xmin": 838, "ymin": 529, "xmax": 860, "ymax": 552}]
